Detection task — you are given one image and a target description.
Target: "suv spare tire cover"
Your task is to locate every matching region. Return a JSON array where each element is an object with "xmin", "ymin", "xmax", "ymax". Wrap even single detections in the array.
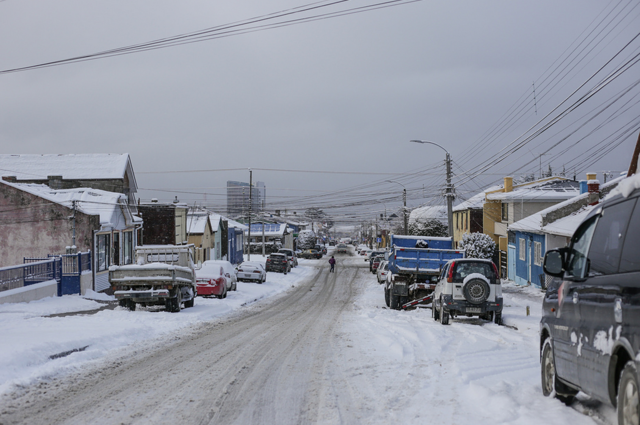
[{"xmin": 463, "ymin": 278, "xmax": 490, "ymax": 304}]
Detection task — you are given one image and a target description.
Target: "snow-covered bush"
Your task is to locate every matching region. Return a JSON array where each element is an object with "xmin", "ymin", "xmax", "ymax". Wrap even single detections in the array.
[
  {"xmin": 296, "ymin": 230, "xmax": 317, "ymax": 250},
  {"xmin": 460, "ymin": 232, "xmax": 496, "ymax": 259}
]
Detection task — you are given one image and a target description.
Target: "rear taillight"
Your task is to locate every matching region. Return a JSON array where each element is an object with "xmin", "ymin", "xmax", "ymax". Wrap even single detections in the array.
[
  {"xmin": 254, "ymin": 270, "xmax": 261, "ymax": 273},
  {"xmin": 238, "ymin": 269, "xmax": 244, "ymax": 272},
  {"xmin": 491, "ymin": 262, "xmax": 499, "ymax": 282},
  {"xmin": 447, "ymin": 261, "xmax": 456, "ymax": 283}
]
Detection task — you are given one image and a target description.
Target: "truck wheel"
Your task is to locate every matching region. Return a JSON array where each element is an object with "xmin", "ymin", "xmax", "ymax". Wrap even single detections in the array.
[
  {"xmin": 118, "ymin": 299, "xmax": 127, "ymax": 308},
  {"xmin": 168, "ymin": 290, "xmax": 181, "ymax": 313},
  {"xmin": 127, "ymin": 300, "xmax": 136, "ymax": 311},
  {"xmin": 494, "ymin": 312, "xmax": 502, "ymax": 325},
  {"xmin": 384, "ymin": 286, "xmax": 390, "ymax": 307},
  {"xmin": 618, "ymin": 362, "xmax": 640, "ymax": 425},
  {"xmin": 433, "ymin": 300, "xmax": 440, "ymax": 321},
  {"xmin": 184, "ymin": 292, "xmax": 194, "ymax": 308},
  {"xmin": 390, "ymin": 291, "xmax": 400, "ymax": 310}
]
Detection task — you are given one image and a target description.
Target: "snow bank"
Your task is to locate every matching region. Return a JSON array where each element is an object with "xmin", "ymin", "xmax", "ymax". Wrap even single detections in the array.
[{"xmin": 0, "ymin": 262, "xmax": 316, "ymax": 395}]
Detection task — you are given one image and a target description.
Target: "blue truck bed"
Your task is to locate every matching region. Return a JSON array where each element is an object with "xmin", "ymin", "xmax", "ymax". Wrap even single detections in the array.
[{"xmin": 387, "ymin": 235, "xmax": 464, "ymax": 277}]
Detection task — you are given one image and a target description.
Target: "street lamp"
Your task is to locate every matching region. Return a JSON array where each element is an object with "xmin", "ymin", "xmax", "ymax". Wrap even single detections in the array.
[
  {"xmin": 410, "ymin": 140, "xmax": 455, "ymax": 238},
  {"xmin": 386, "ymin": 180, "xmax": 408, "ymax": 235}
]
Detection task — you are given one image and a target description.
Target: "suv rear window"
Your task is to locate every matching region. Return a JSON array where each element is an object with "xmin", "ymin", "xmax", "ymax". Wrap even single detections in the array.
[{"xmin": 451, "ymin": 261, "xmax": 496, "ymax": 283}]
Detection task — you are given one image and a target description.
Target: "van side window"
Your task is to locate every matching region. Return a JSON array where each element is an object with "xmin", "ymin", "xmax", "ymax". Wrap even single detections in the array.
[
  {"xmin": 619, "ymin": 199, "xmax": 640, "ymax": 273},
  {"xmin": 567, "ymin": 217, "xmax": 597, "ymax": 279},
  {"xmin": 588, "ymin": 201, "xmax": 633, "ymax": 276}
]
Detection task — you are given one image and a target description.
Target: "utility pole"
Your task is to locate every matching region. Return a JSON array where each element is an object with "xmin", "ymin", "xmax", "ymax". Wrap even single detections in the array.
[
  {"xmin": 410, "ymin": 140, "xmax": 455, "ymax": 238},
  {"xmin": 403, "ymin": 188, "xmax": 408, "ymax": 236},
  {"xmin": 248, "ymin": 169, "xmax": 252, "ymax": 261},
  {"xmin": 71, "ymin": 200, "xmax": 77, "ymax": 253},
  {"xmin": 445, "ymin": 152, "xmax": 454, "ymax": 238},
  {"xmin": 262, "ymin": 221, "xmax": 265, "ymax": 257}
]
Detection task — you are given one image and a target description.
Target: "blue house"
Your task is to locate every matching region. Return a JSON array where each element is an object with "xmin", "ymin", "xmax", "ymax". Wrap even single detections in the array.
[
  {"xmin": 223, "ymin": 217, "xmax": 247, "ymax": 265},
  {"xmin": 508, "ymin": 174, "xmax": 623, "ymax": 287}
]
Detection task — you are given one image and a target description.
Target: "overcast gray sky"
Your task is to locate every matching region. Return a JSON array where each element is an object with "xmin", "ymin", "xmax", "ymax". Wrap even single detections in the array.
[{"xmin": 1, "ymin": 0, "xmax": 638, "ymax": 224}]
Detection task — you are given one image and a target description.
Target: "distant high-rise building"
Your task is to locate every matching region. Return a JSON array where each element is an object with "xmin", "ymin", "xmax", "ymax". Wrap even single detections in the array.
[{"xmin": 226, "ymin": 180, "xmax": 265, "ymax": 217}]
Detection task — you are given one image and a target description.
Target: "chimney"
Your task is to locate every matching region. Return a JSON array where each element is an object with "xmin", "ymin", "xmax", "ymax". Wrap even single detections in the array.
[
  {"xmin": 503, "ymin": 176, "xmax": 513, "ymax": 193},
  {"xmin": 586, "ymin": 172, "xmax": 600, "ymax": 205}
]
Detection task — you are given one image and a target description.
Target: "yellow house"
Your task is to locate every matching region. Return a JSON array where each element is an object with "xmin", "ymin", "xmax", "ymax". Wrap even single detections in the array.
[
  {"xmin": 187, "ymin": 212, "xmax": 214, "ymax": 265},
  {"xmin": 483, "ymin": 176, "xmax": 580, "ymax": 276}
]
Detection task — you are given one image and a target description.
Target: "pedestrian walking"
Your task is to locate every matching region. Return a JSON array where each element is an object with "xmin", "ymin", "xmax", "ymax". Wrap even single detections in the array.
[{"xmin": 329, "ymin": 256, "xmax": 336, "ymax": 273}]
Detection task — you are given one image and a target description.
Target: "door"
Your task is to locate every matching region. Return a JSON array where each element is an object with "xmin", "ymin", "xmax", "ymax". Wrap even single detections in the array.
[
  {"xmin": 552, "ymin": 216, "xmax": 598, "ymax": 386},
  {"xmin": 577, "ymin": 198, "xmax": 636, "ymax": 400}
]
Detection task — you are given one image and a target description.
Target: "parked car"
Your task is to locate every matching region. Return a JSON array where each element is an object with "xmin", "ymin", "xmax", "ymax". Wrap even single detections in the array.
[
  {"xmin": 278, "ymin": 248, "xmax": 298, "ymax": 268},
  {"xmin": 432, "ymin": 258, "xmax": 502, "ymax": 325},
  {"xmin": 315, "ymin": 244, "xmax": 327, "ymax": 256},
  {"xmin": 371, "ymin": 255, "xmax": 384, "ymax": 273},
  {"xmin": 265, "ymin": 253, "xmax": 291, "ymax": 274},
  {"xmin": 540, "ymin": 183, "xmax": 640, "ymax": 420},
  {"xmin": 299, "ymin": 249, "xmax": 323, "ymax": 259},
  {"xmin": 368, "ymin": 251, "xmax": 386, "ymax": 269},
  {"xmin": 376, "ymin": 260, "xmax": 389, "ymax": 283},
  {"xmin": 236, "ymin": 261, "xmax": 266, "ymax": 283},
  {"xmin": 196, "ymin": 260, "xmax": 237, "ymax": 299},
  {"xmin": 336, "ymin": 244, "xmax": 348, "ymax": 254}
]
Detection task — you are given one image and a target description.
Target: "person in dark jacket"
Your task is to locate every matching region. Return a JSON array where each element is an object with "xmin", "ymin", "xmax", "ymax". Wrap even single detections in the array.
[{"xmin": 329, "ymin": 256, "xmax": 336, "ymax": 272}]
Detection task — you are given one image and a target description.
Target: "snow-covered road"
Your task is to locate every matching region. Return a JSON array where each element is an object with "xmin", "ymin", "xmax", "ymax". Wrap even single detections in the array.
[{"xmin": 0, "ymin": 251, "xmax": 616, "ymax": 424}]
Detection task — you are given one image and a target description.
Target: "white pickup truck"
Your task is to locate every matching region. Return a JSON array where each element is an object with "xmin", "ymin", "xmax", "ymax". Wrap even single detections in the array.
[{"xmin": 110, "ymin": 245, "xmax": 197, "ymax": 312}]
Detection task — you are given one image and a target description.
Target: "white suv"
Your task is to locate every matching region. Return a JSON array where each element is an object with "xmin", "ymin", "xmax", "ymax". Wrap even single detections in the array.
[{"xmin": 432, "ymin": 258, "xmax": 503, "ymax": 325}]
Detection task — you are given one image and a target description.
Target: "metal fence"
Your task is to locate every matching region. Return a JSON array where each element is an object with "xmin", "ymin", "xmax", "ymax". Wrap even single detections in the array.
[
  {"xmin": 0, "ymin": 251, "xmax": 91, "ymax": 295},
  {"xmin": 0, "ymin": 259, "xmax": 60, "ymax": 293}
]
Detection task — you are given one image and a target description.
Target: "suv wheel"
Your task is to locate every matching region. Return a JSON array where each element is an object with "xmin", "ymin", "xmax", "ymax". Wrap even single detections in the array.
[
  {"xmin": 618, "ymin": 362, "xmax": 640, "ymax": 425},
  {"xmin": 384, "ymin": 286, "xmax": 390, "ymax": 307},
  {"xmin": 439, "ymin": 297, "xmax": 449, "ymax": 325},
  {"xmin": 463, "ymin": 278, "xmax": 490, "ymax": 304}
]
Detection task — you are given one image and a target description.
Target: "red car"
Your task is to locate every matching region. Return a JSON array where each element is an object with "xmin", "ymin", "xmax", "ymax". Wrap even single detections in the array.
[{"xmin": 196, "ymin": 262, "xmax": 234, "ymax": 299}]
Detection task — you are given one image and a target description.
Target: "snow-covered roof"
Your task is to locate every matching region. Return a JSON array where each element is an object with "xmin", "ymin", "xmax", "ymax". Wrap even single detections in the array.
[
  {"xmin": 0, "ymin": 154, "xmax": 136, "ymax": 190},
  {"xmin": 245, "ymin": 223, "xmax": 288, "ymax": 237},
  {"xmin": 409, "ymin": 205, "xmax": 447, "ymax": 224},
  {"xmin": 453, "ymin": 185, "xmax": 503, "ymax": 212},
  {"xmin": 509, "ymin": 176, "xmax": 624, "ymax": 237},
  {"xmin": 208, "ymin": 213, "xmax": 221, "ymax": 232},
  {"xmin": 486, "ymin": 178, "xmax": 579, "ymax": 202},
  {"xmin": 5, "ymin": 181, "xmax": 139, "ymax": 230},
  {"xmin": 186, "ymin": 213, "xmax": 210, "ymax": 235},
  {"xmin": 223, "ymin": 216, "xmax": 248, "ymax": 231}
]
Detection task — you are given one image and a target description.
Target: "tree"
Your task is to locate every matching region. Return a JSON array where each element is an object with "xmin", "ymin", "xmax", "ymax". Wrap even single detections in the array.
[
  {"xmin": 296, "ymin": 230, "xmax": 317, "ymax": 250},
  {"xmin": 407, "ymin": 219, "xmax": 448, "ymax": 237},
  {"xmin": 459, "ymin": 232, "xmax": 496, "ymax": 259}
]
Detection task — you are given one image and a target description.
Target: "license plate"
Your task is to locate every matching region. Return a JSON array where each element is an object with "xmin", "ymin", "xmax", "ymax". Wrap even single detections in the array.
[{"xmin": 466, "ymin": 307, "xmax": 482, "ymax": 313}]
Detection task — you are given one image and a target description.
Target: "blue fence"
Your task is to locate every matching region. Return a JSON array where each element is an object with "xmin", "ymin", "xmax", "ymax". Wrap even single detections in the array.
[{"xmin": 0, "ymin": 252, "xmax": 91, "ymax": 296}]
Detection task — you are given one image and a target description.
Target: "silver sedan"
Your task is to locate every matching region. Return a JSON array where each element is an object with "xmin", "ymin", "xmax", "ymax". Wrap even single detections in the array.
[{"xmin": 236, "ymin": 262, "xmax": 267, "ymax": 283}]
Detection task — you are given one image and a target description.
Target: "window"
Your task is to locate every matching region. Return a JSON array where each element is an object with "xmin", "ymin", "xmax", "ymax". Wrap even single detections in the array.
[
  {"xmin": 534, "ymin": 241, "xmax": 542, "ymax": 266},
  {"xmin": 588, "ymin": 200, "xmax": 633, "ymax": 276},
  {"xmin": 112, "ymin": 232, "xmax": 120, "ymax": 266},
  {"xmin": 566, "ymin": 217, "xmax": 597, "ymax": 279},
  {"xmin": 502, "ymin": 203, "xmax": 509, "ymax": 222},
  {"xmin": 519, "ymin": 238, "xmax": 526, "ymax": 261},
  {"xmin": 123, "ymin": 231, "xmax": 133, "ymax": 265},
  {"xmin": 97, "ymin": 233, "xmax": 110, "ymax": 272},
  {"xmin": 619, "ymin": 199, "xmax": 640, "ymax": 273}
]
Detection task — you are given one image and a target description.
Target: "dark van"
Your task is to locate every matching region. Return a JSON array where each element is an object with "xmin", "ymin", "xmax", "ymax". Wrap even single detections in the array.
[{"xmin": 540, "ymin": 179, "xmax": 640, "ymax": 424}]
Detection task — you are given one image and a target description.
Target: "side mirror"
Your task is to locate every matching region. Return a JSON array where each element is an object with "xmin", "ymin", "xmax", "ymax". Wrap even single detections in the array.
[{"xmin": 543, "ymin": 250, "xmax": 564, "ymax": 277}]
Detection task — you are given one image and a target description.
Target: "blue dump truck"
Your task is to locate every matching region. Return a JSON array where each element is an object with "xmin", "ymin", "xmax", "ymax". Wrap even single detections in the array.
[{"xmin": 384, "ymin": 235, "xmax": 465, "ymax": 310}]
